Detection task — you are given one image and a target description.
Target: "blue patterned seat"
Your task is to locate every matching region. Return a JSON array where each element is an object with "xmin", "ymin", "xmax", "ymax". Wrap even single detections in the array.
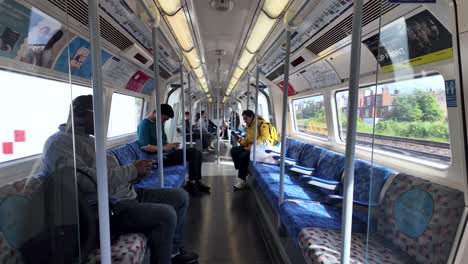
[
  {"xmin": 251, "ymin": 163, "xmax": 324, "ymax": 212},
  {"xmin": 109, "ymin": 144, "xmax": 138, "ymax": 166},
  {"xmin": 134, "ymin": 165, "xmax": 186, "ymax": 189},
  {"xmin": 297, "ymin": 173, "xmax": 465, "ymax": 264},
  {"xmin": 280, "ymin": 200, "xmax": 368, "ymax": 242}
]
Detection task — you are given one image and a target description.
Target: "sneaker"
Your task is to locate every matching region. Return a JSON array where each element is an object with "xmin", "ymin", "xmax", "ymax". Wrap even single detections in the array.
[
  {"xmin": 184, "ymin": 182, "xmax": 200, "ymax": 196},
  {"xmin": 233, "ymin": 178, "xmax": 247, "ymax": 190},
  {"xmin": 201, "ymin": 149, "xmax": 209, "ymax": 154},
  {"xmin": 196, "ymin": 181, "xmax": 211, "ymax": 193},
  {"xmin": 172, "ymin": 248, "xmax": 198, "ymax": 264}
]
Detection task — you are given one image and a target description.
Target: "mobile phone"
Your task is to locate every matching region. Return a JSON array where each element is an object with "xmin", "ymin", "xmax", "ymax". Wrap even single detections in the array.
[{"xmin": 231, "ymin": 130, "xmax": 239, "ymax": 140}]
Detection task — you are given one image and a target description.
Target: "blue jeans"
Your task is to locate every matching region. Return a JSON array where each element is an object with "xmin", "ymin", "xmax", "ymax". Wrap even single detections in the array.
[{"xmin": 112, "ymin": 188, "xmax": 189, "ymax": 264}]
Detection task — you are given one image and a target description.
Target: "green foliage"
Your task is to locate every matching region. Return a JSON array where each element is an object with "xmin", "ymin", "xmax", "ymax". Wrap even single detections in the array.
[
  {"xmin": 389, "ymin": 90, "xmax": 443, "ymax": 122},
  {"xmin": 375, "ymin": 120, "xmax": 449, "ymax": 142}
]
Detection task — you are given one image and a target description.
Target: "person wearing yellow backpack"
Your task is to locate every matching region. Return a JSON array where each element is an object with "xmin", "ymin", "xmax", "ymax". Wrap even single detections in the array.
[{"xmin": 230, "ymin": 110, "xmax": 278, "ymax": 190}]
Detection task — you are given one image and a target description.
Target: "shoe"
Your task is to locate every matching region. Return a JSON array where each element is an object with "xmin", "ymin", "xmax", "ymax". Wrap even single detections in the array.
[
  {"xmin": 207, "ymin": 145, "xmax": 215, "ymax": 150},
  {"xmin": 184, "ymin": 182, "xmax": 200, "ymax": 196},
  {"xmin": 196, "ymin": 181, "xmax": 211, "ymax": 193},
  {"xmin": 233, "ymin": 178, "xmax": 247, "ymax": 190},
  {"xmin": 201, "ymin": 149, "xmax": 209, "ymax": 153},
  {"xmin": 172, "ymin": 248, "xmax": 198, "ymax": 264}
]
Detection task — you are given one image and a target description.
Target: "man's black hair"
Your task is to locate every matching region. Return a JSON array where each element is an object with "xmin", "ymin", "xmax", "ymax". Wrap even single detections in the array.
[
  {"xmin": 161, "ymin": 104, "xmax": 174, "ymax": 118},
  {"xmin": 72, "ymin": 95, "xmax": 93, "ymax": 114},
  {"xmin": 201, "ymin": 110, "xmax": 206, "ymax": 115},
  {"xmin": 185, "ymin": 111, "xmax": 190, "ymax": 115},
  {"xmin": 242, "ymin": 109, "xmax": 254, "ymax": 117}
]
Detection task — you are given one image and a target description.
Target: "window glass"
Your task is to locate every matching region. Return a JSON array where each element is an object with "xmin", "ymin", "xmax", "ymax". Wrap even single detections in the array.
[
  {"xmin": 107, "ymin": 93, "xmax": 143, "ymax": 138},
  {"xmin": 0, "ymin": 70, "xmax": 90, "ymax": 163},
  {"xmin": 336, "ymin": 74, "xmax": 451, "ymax": 164},
  {"xmin": 292, "ymin": 95, "xmax": 327, "ymax": 138}
]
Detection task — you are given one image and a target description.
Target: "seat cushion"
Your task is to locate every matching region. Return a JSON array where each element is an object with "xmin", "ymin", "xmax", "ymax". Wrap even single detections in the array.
[
  {"xmin": 134, "ymin": 165, "xmax": 186, "ymax": 189},
  {"xmin": 87, "ymin": 233, "xmax": 147, "ymax": 264},
  {"xmin": 252, "ymin": 163, "xmax": 324, "ymax": 212},
  {"xmin": 280, "ymin": 200, "xmax": 368, "ymax": 242},
  {"xmin": 298, "ymin": 228, "xmax": 414, "ymax": 264}
]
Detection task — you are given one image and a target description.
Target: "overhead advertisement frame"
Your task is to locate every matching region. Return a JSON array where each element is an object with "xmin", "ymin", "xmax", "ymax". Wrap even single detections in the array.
[{"xmin": 363, "ymin": 9, "xmax": 452, "ymax": 73}]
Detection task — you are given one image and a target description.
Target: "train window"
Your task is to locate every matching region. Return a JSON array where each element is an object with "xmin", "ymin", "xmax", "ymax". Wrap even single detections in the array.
[
  {"xmin": 335, "ymin": 74, "xmax": 451, "ymax": 165},
  {"xmin": 291, "ymin": 95, "xmax": 327, "ymax": 138},
  {"xmin": 107, "ymin": 93, "xmax": 144, "ymax": 138},
  {"xmin": 0, "ymin": 70, "xmax": 91, "ymax": 163}
]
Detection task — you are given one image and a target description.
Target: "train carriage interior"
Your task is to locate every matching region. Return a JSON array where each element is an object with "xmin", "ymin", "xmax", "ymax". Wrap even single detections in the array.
[{"xmin": 1, "ymin": 0, "xmax": 468, "ymax": 263}]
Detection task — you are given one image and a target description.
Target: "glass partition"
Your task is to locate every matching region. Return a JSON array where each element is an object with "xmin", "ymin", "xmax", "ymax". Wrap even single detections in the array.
[
  {"xmin": 0, "ymin": 1, "xmax": 96, "ymax": 262},
  {"xmin": 361, "ymin": 1, "xmax": 463, "ymax": 263}
]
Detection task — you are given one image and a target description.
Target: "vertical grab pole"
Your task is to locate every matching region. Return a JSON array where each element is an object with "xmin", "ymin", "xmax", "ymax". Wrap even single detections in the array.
[
  {"xmin": 216, "ymin": 58, "xmax": 221, "ymax": 164},
  {"xmin": 88, "ymin": 1, "xmax": 111, "ymax": 262},
  {"xmin": 180, "ymin": 62, "xmax": 187, "ymax": 169},
  {"xmin": 139, "ymin": 0, "xmax": 165, "ymax": 187},
  {"xmin": 246, "ymin": 72, "xmax": 250, "ymax": 109},
  {"xmin": 199, "ymin": 97, "xmax": 203, "ymax": 151},
  {"xmin": 188, "ymin": 74, "xmax": 193, "ymax": 145},
  {"xmin": 340, "ymin": 0, "xmax": 364, "ymax": 263},
  {"xmin": 252, "ymin": 59, "xmax": 260, "ymax": 166},
  {"xmin": 279, "ymin": 28, "xmax": 291, "ymax": 206}
]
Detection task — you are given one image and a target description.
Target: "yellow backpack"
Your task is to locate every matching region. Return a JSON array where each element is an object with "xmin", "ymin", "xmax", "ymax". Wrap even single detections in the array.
[{"xmin": 259, "ymin": 121, "xmax": 280, "ymax": 146}]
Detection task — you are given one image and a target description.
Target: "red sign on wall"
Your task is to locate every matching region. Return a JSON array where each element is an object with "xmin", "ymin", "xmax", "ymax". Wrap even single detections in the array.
[
  {"xmin": 2, "ymin": 142, "xmax": 13, "ymax": 154},
  {"xmin": 277, "ymin": 81, "xmax": 297, "ymax": 96},
  {"xmin": 126, "ymin": 71, "xmax": 150, "ymax": 92},
  {"xmin": 14, "ymin": 130, "xmax": 25, "ymax": 142}
]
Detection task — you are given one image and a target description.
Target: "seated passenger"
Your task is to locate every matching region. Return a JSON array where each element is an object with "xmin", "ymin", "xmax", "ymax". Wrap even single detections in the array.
[
  {"xmin": 230, "ymin": 110, "xmax": 275, "ymax": 190},
  {"xmin": 41, "ymin": 95, "xmax": 198, "ymax": 264},
  {"xmin": 138, "ymin": 105, "xmax": 211, "ymax": 195},
  {"xmin": 194, "ymin": 111, "xmax": 214, "ymax": 151},
  {"xmin": 201, "ymin": 110, "xmax": 217, "ymax": 135}
]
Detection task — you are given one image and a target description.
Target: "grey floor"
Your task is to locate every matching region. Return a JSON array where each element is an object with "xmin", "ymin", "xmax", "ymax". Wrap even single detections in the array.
[{"xmin": 183, "ymin": 144, "xmax": 273, "ymax": 264}]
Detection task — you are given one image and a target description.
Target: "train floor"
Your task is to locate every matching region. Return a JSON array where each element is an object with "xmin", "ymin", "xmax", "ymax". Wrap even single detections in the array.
[{"xmin": 183, "ymin": 143, "xmax": 273, "ymax": 264}]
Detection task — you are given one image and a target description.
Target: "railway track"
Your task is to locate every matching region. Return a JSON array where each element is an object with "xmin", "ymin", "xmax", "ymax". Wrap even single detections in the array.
[{"xmin": 296, "ymin": 126, "xmax": 451, "ymax": 163}]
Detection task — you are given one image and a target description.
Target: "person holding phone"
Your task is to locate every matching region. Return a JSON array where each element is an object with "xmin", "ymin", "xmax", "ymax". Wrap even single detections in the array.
[
  {"xmin": 230, "ymin": 110, "xmax": 275, "ymax": 190},
  {"xmin": 138, "ymin": 104, "xmax": 210, "ymax": 195}
]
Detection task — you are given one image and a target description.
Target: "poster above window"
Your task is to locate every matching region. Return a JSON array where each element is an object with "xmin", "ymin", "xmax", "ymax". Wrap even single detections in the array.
[{"xmin": 363, "ymin": 10, "xmax": 452, "ymax": 73}]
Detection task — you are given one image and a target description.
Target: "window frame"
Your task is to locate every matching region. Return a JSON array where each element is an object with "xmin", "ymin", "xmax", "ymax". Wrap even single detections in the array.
[
  {"xmin": 290, "ymin": 93, "xmax": 329, "ymax": 140},
  {"xmin": 107, "ymin": 92, "xmax": 145, "ymax": 139},
  {"xmin": 333, "ymin": 72, "xmax": 452, "ymax": 168}
]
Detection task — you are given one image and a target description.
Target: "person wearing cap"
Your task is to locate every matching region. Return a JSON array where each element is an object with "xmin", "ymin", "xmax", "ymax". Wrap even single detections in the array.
[
  {"xmin": 41, "ymin": 95, "xmax": 198, "ymax": 264},
  {"xmin": 138, "ymin": 104, "xmax": 211, "ymax": 195}
]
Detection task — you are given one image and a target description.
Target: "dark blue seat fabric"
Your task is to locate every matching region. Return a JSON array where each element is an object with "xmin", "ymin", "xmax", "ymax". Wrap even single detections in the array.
[
  {"xmin": 313, "ymin": 151, "xmax": 345, "ymax": 194},
  {"xmin": 351, "ymin": 160, "xmax": 395, "ymax": 205},
  {"xmin": 134, "ymin": 165, "xmax": 186, "ymax": 189},
  {"xmin": 109, "ymin": 142, "xmax": 187, "ymax": 189},
  {"xmin": 252, "ymin": 163, "xmax": 324, "ymax": 212},
  {"xmin": 109, "ymin": 144, "xmax": 138, "ymax": 166},
  {"xmin": 285, "ymin": 138, "xmax": 309, "ymax": 160},
  {"xmin": 298, "ymin": 145, "xmax": 324, "ymax": 168},
  {"xmin": 280, "ymin": 200, "xmax": 368, "ymax": 242}
]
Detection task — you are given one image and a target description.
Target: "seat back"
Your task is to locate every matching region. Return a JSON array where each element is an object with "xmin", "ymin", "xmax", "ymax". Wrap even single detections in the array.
[
  {"xmin": 298, "ymin": 145, "xmax": 324, "ymax": 168},
  {"xmin": 313, "ymin": 151, "xmax": 345, "ymax": 194},
  {"xmin": 351, "ymin": 160, "xmax": 395, "ymax": 205},
  {"xmin": 109, "ymin": 144, "xmax": 138, "ymax": 166},
  {"xmin": 285, "ymin": 138, "xmax": 308, "ymax": 160},
  {"xmin": 377, "ymin": 173, "xmax": 465, "ymax": 263}
]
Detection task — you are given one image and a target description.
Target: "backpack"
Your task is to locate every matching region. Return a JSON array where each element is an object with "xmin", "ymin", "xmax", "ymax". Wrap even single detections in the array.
[{"xmin": 259, "ymin": 121, "xmax": 280, "ymax": 146}]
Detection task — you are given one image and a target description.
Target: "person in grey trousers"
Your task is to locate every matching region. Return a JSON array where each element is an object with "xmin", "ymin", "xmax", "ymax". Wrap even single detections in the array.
[{"xmin": 40, "ymin": 95, "xmax": 198, "ymax": 264}]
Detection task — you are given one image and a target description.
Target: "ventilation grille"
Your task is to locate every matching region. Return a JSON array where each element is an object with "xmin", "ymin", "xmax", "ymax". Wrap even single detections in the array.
[
  {"xmin": 266, "ymin": 64, "xmax": 285, "ymax": 81},
  {"xmin": 149, "ymin": 64, "xmax": 172, "ymax": 79},
  {"xmin": 48, "ymin": 0, "xmax": 133, "ymax": 50},
  {"xmin": 307, "ymin": 0, "xmax": 398, "ymax": 55},
  {"xmin": 209, "ymin": 0, "xmax": 234, "ymax": 13}
]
